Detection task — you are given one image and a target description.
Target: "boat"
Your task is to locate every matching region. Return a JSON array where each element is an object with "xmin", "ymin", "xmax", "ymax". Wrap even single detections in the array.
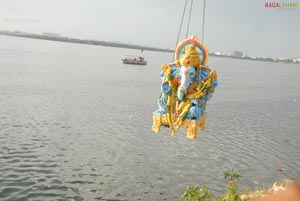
[{"xmin": 121, "ymin": 55, "xmax": 147, "ymax": 65}]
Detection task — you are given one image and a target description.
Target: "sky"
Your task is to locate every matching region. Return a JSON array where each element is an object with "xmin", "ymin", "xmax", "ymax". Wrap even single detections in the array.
[{"xmin": 0, "ymin": 0, "xmax": 299, "ymax": 58}]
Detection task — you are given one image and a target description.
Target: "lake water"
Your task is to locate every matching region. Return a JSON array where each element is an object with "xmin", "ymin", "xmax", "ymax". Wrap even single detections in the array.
[{"xmin": 0, "ymin": 35, "xmax": 299, "ymax": 201}]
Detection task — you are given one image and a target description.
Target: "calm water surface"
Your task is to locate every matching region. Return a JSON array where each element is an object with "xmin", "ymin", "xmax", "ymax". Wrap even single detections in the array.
[{"xmin": 0, "ymin": 35, "xmax": 300, "ymax": 201}]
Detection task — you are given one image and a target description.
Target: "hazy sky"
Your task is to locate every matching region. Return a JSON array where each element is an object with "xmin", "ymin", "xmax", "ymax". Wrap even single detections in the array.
[{"xmin": 1, "ymin": 0, "xmax": 299, "ymax": 58}]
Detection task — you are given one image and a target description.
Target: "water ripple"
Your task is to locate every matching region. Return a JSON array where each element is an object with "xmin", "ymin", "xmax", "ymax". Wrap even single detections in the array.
[{"xmin": 1, "ymin": 37, "xmax": 300, "ymax": 200}]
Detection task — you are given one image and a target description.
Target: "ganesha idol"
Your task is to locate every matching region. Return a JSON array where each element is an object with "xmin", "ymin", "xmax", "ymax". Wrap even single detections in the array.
[{"xmin": 152, "ymin": 35, "xmax": 218, "ymax": 139}]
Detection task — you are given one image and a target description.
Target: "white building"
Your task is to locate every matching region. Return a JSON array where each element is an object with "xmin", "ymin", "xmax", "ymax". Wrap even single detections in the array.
[{"xmin": 43, "ymin": 32, "xmax": 61, "ymax": 38}]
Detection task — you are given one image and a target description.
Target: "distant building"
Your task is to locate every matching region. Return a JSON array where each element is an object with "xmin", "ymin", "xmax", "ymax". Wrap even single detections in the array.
[
  {"xmin": 277, "ymin": 58, "xmax": 285, "ymax": 61},
  {"xmin": 43, "ymin": 32, "xmax": 61, "ymax": 38},
  {"xmin": 232, "ymin": 51, "xmax": 243, "ymax": 57},
  {"xmin": 213, "ymin": 51, "xmax": 223, "ymax": 56}
]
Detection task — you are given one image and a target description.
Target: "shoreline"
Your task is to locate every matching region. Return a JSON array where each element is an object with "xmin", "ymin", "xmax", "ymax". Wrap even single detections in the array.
[{"xmin": 0, "ymin": 31, "xmax": 299, "ymax": 64}]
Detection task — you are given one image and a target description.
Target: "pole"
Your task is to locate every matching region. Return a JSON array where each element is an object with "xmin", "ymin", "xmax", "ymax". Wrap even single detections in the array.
[{"xmin": 202, "ymin": 0, "xmax": 206, "ymax": 43}]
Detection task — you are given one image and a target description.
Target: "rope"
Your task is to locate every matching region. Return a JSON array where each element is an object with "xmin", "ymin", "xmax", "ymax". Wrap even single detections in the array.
[
  {"xmin": 185, "ymin": 0, "xmax": 194, "ymax": 38},
  {"xmin": 174, "ymin": 0, "xmax": 207, "ymax": 53},
  {"xmin": 173, "ymin": 0, "xmax": 188, "ymax": 61},
  {"xmin": 202, "ymin": 0, "xmax": 206, "ymax": 43}
]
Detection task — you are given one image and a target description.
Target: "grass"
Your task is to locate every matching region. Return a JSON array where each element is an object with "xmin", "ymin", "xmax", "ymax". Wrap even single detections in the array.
[{"xmin": 179, "ymin": 170, "xmax": 298, "ymax": 201}]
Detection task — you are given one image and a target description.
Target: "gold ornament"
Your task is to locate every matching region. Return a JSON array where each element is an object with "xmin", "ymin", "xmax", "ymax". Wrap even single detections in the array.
[{"xmin": 179, "ymin": 44, "xmax": 201, "ymax": 68}]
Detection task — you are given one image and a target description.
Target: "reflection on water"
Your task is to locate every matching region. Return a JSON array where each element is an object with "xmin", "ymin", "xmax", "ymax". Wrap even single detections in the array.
[{"xmin": 0, "ymin": 35, "xmax": 299, "ymax": 201}]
